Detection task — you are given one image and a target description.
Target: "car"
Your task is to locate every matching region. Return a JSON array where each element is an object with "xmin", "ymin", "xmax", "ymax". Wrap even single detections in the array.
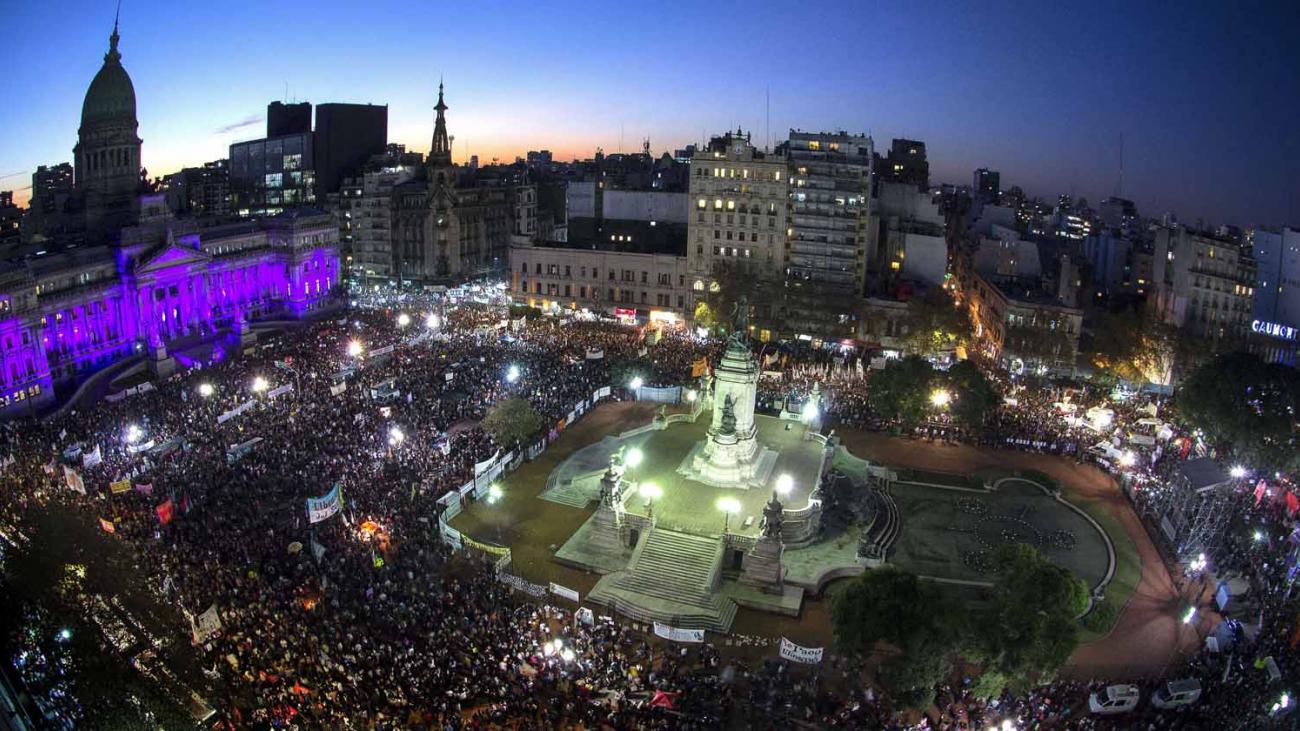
[
  {"xmin": 1152, "ymin": 678, "xmax": 1202, "ymax": 709},
  {"xmin": 1089, "ymin": 684, "xmax": 1141, "ymax": 714}
]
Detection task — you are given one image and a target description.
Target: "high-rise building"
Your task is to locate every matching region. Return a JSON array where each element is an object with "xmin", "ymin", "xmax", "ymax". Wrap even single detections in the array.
[
  {"xmin": 1152, "ymin": 226, "xmax": 1256, "ymax": 341},
  {"xmin": 875, "ymin": 139, "xmax": 929, "ymax": 189},
  {"xmin": 686, "ymin": 130, "xmax": 788, "ymax": 333},
  {"xmin": 338, "ymin": 152, "xmax": 422, "ymax": 282},
  {"xmin": 21, "ymin": 164, "xmax": 77, "ymax": 244},
  {"xmin": 313, "ymin": 103, "xmax": 388, "ymax": 202},
  {"xmin": 973, "ymin": 168, "xmax": 1000, "ymax": 205},
  {"xmin": 162, "ymin": 160, "xmax": 230, "ymax": 218},
  {"xmin": 267, "ymin": 101, "xmax": 312, "ymax": 137},
  {"xmin": 229, "ymin": 131, "xmax": 316, "ymax": 216},
  {"xmin": 0, "ymin": 192, "xmax": 21, "ymax": 250},
  {"xmin": 74, "ymin": 20, "xmax": 142, "ymax": 243},
  {"xmin": 783, "ymin": 130, "xmax": 874, "ymax": 339},
  {"xmin": 1252, "ymin": 226, "xmax": 1300, "ymax": 333}
]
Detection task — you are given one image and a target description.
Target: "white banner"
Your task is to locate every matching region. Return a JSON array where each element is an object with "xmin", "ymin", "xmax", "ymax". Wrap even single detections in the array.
[
  {"xmin": 82, "ymin": 444, "xmax": 102, "ymax": 469},
  {"xmin": 330, "ymin": 382, "xmax": 347, "ymax": 396},
  {"xmin": 217, "ymin": 399, "xmax": 256, "ymax": 424},
  {"xmin": 548, "ymin": 582, "xmax": 580, "ymax": 603},
  {"xmin": 585, "ymin": 347, "xmax": 604, "ymax": 360},
  {"xmin": 653, "ymin": 622, "xmax": 704, "ymax": 643},
  {"xmin": 63, "ymin": 465, "xmax": 86, "ymax": 495},
  {"xmin": 267, "ymin": 384, "xmax": 294, "ymax": 399},
  {"xmin": 369, "ymin": 344, "xmax": 395, "ymax": 357},
  {"xmin": 779, "ymin": 637, "xmax": 824, "ymax": 664},
  {"xmin": 575, "ymin": 607, "xmax": 595, "ymax": 626},
  {"xmin": 306, "ymin": 485, "xmax": 344, "ymax": 524},
  {"xmin": 191, "ymin": 604, "xmax": 223, "ymax": 644},
  {"xmin": 474, "ymin": 450, "xmax": 500, "ymax": 477},
  {"xmin": 497, "ymin": 572, "xmax": 547, "ymax": 597},
  {"xmin": 595, "ymin": 386, "xmax": 612, "ymax": 400},
  {"xmin": 126, "ymin": 439, "xmax": 156, "ymax": 454}
]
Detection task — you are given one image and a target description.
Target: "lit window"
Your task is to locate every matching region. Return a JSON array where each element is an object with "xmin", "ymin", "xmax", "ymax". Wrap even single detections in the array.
[
  {"xmin": 697, "ymin": 198, "xmax": 706, "ymax": 209},
  {"xmin": 714, "ymin": 199, "xmax": 723, "ymax": 210},
  {"xmin": 726, "ymin": 200, "xmax": 735, "ymax": 211}
]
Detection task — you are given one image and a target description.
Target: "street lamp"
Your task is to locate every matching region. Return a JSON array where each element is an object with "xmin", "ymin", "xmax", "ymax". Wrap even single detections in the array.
[
  {"xmin": 685, "ymin": 389, "xmax": 697, "ymax": 402},
  {"xmin": 251, "ymin": 376, "xmax": 269, "ymax": 393},
  {"xmin": 198, "ymin": 383, "xmax": 214, "ymax": 398},
  {"xmin": 486, "ymin": 483, "xmax": 504, "ymax": 504},
  {"xmin": 930, "ymin": 388, "xmax": 951, "ymax": 408},
  {"xmin": 624, "ymin": 448, "xmax": 644, "ymax": 470},
  {"xmin": 347, "ymin": 340, "xmax": 364, "ymax": 358},
  {"xmin": 629, "ymin": 376, "xmax": 644, "ymax": 392},
  {"xmin": 426, "ymin": 313, "xmax": 439, "ymax": 329},
  {"xmin": 801, "ymin": 400, "xmax": 819, "ymax": 422},
  {"xmin": 506, "ymin": 364, "xmax": 521, "ymax": 383},
  {"xmin": 396, "ymin": 312, "xmax": 411, "ymax": 328},
  {"xmin": 388, "ymin": 426, "xmax": 405, "ymax": 446},
  {"xmin": 1118, "ymin": 450, "xmax": 1137, "ymax": 468},
  {"xmin": 1254, "ymin": 529, "xmax": 1266, "ymax": 543},
  {"xmin": 124, "ymin": 424, "xmax": 144, "ymax": 444},
  {"xmin": 1230, "ymin": 465, "xmax": 1248, "ymax": 479},
  {"xmin": 717, "ymin": 496, "xmax": 741, "ymax": 532},
  {"xmin": 775, "ymin": 474, "xmax": 794, "ymax": 496}
]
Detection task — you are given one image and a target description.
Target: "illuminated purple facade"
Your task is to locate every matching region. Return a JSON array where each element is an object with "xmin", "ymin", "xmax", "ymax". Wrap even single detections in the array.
[{"xmin": 0, "ymin": 210, "xmax": 340, "ymax": 417}]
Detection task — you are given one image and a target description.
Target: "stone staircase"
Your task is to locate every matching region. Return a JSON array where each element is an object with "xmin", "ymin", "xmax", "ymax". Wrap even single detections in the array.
[
  {"xmin": 588, "ymin": 527, "xmax": 737, "ymax": 632},
  {"xmin": 859, "ymin": 486, "xmax": 902, "ymax": 563}
]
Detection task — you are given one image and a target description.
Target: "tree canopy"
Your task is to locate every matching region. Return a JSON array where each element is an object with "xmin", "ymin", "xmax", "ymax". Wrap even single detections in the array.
[
  {"xmin": 1175, "ymin": 351, "xmax": 1300, "ymax": 473},
  {"xmin": 944, "ymin": 360, "xmax": 1000, "ymax": 428},
  {"xmin": 831, "ymin": 567, "xmax": 964, "ymax": 709},
  {"xmin": 970, "ymin": 543, "xmax": 1088, "ymax": 693},
  {"xmin": 481, "ymin": 397, "xmax": 544, "ymax": 447},
  {"xmin": 1088, "ymin": 307, "xmax": 1180, "ymax": 386},
  {"xmin": 901, "ymin": 288, "xmax": 973, "ymax": 357},
  {"xmin": 868, "ymin": 355, "xmax": 936, "ymax": 429}
]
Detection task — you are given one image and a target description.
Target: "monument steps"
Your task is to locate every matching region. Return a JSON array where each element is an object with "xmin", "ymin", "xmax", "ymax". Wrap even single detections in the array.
[
  {"xmin": 588, "ymin": 527, "xmax": 737, "ymax": 632},
  {"xmin": 862, "ymin": 487, "xmax": 902, "ymax": 557}
]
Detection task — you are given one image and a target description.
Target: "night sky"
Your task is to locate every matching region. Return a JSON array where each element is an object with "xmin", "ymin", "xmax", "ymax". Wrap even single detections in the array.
[{"xmin": 4, "ymin": 0, "xmax": 1298, "ymax": 226}]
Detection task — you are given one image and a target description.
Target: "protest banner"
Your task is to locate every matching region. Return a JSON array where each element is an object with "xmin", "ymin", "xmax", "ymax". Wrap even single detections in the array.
[
  {"xmin": 191, "ymin": 605, "xmax": 223, "ymax": 644},
  {"xmin": 548, "ymin": 582, "xmax": 580, "ymax": 603},
  {"xmin": 778, "ymin": 637, "xmax": 824, "ymax": 664},
  {"xmin": 653, "ymin": 622, "xmax": 704, "ymax": 643},
  {"xmin": 306, "ymin": 484, "xmax": 344, "ymax": 523},
  {"xmin": 110, "ymin": 478, "xmax": 132, "ymax": 495},
  {"xmin": 63, "ymin": 466, "xmax": 86, "ymax": 495}
]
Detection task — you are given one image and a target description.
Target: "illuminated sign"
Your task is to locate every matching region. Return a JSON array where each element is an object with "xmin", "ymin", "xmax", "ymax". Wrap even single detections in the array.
[{"xmin": 1252, "ymin": 320, "xmax": 1298, "ymax": 341}]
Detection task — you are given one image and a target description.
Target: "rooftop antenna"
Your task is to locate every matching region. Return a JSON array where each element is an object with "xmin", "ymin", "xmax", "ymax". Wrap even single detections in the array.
[
  {"xmin": 1117, "ymin": 131, "xmax": 1125, "ymax": 198},
  {"xmin": 765, "ymin": 86, "xmax": 770, "ymax": 152}
]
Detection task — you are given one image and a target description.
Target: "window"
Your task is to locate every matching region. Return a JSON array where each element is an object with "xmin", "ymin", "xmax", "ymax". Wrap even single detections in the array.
[
  {"xmin": 714, "ymin": 199, "xmax": 723, "ymax": 210},
  {"xmin": 726, "ymin": 200, "xmax": 735, "ymax": 211},
  {"xmin": 697, "ymin": 198, "xmax": 706, "ymax": 209},
  {"xmin": 808, "ymin": 140, "xmax": 821, "ymax": 151}
]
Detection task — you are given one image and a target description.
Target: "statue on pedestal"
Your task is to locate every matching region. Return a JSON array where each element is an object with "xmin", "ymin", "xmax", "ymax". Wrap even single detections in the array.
[
  {"xmin": 761, "ymin": 493, "xmax": 784, "ymax": 539},
  {"xmin": 719, "ymin": 394, "xmax": 737, "ymax": 436}
]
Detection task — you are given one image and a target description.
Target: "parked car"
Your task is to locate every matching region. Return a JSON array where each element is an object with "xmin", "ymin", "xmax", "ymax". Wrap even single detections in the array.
[
  {"xmin": 1152, "ymin": 678, "xmax": 1202, "ymax": 709},
  {"xmin": 1089, "ymin": 684, "xmax": 1141, "ymax": 714}
]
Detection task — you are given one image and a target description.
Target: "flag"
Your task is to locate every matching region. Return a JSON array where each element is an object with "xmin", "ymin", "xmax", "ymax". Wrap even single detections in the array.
[
  {"xmin": 63, "ymin": 466, "xmax": 86, "ymax": 495},
  {"xmin": 99, "ymin": 517, "xmax": 116, "ymax": 533},
  {"xmin": 1256, "ymin": 480, "xmax": 1268, "ymax": 507},
  {"xmin": 135, "ymin": 482, "xmax": 154, "ymax": 495},
  {"xmin": 306, "ymin": 484, "xmax": 344, "ymax": 523},
  {"xmin": 110, "ymin": 478, "xmax": 132, "ymax": 495},
  {"xmin": 156, "ymin": 499, "xmax": 174, "ymax": 525},
  {"xmin": 1287, "ymin": 491, "xmax": 1299, "ymax": 518},
  {"xmin": 649, "ymin": 690, "xmax": 677, "ymax": 709}
]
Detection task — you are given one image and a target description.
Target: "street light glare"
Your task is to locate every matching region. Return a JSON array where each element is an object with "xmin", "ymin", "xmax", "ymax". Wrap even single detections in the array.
[
  {"xmin": 1230, "ymin": 465, "xmax": 1247, "ymax": 479},
  {"xmin": 487, "ymin": 483, "xmax": 504, "ymax": 504},
  {"xmin": 930, "ymin": 389, "xmax": 951, "ymax": 407},
  {"xmin": 639, "ymin": 482, "xmax": 662, "ymax": 499},
  {"xmin": 776, "ymin": 474, "xmax": 794, "ymax": 495},
  {"xmin": 625, "ymin": 448, "xmax": 644, "ymax": 469},
  {"xmin": 506, "ymin": 364, "xmax": 520, "ymax": 383},
  {"xmin": 397, "ymin": 313, "xmax": 411, "ymax": 327},
  {"xmin": 198, "ymin": 383, "xmax": 214, "ymax": 398},
  {"xmin": 717, "ymin": 497, "xmax": 741, "ymax": 514},
  {"xmin": 801, "ymin": 400, "xmax": 819, "ymax": 421},
  {"xmin": 629, "ymin": 376, "xmax": 644, "ymax": 391},
  {"xmin": 251, "ymin": 376, "xmax": 269, "ymax": 393},
  {"xmin": 1182, "ymin": 606, "xmax": 1197, "ymax": 624},
  {"xmin": 125, "ymin": 424, "xmax": 143, "ymax": 444},
  {"xmin": 426, "ymin": 313, "xmax": 439, "ymax": 329},
  {"xmin": 388, "ymin": 426, "xmax": 405, "ymax": 444},
  {"xmin": 347, "ymin": 340, "xmax": 364, "ymax": 357}
]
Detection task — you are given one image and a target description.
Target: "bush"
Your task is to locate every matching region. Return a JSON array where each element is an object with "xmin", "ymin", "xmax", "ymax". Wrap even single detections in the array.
[{"xmin": 1080, "ymin": 597, "xmax": 1121, "ymax": 635}]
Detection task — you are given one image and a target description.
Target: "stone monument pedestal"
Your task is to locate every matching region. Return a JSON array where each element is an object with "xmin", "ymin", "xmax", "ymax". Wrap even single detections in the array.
[
  {"xmin": 741, "ymin": 536, "xmax": 785, "ymax": 592},
  {"xmin": 235, "ymin": 317, "xmax": 257, "ymax": 349},
  {"xmin": 147, "ymin": 342, "xmax": 175, "ymax": 379}
]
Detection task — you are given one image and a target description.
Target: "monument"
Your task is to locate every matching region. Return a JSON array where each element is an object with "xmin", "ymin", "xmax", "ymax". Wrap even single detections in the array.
[{"xmin": 680, "ymin": 298, "xmax": 778, "ymax": 488}]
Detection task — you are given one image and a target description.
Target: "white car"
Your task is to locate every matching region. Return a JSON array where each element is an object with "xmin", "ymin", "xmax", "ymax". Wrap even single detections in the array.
[
  {"xmin": 1151, "ymin": 678, "xmax": 1202, "ymax": 709},
  {"xmin": 1089, "ymin": 684, "xmax": 1141, "ymax": 714}
]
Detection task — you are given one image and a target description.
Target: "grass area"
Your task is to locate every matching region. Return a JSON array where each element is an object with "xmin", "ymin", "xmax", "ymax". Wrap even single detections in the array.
[{"xmin": 1062, "ymin": 491, "xmax": 1142, "ymax": 643}]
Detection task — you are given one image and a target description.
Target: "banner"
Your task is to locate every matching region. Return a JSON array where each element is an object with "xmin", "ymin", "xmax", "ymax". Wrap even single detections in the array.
[
  {"xmin": 135, "ymin": 482, "xmax": 153, "ymax": 495},
  {"xmin": 474, "ymin": 451, "xmax": 500, "ymax": 477},
  {"xmin": 330, "ymin": 382, "xmax": 347, "ymax": 396},
  {"xmin": 110, "ymin": 478, "xmax": 132, "ymax": 495},
  {"xmin": 156, "ymin": 498, "xmax": 174, "ymax": 525},
  {"xmin": 226, "ymin": 437, "xmax": 264, "ymax": 464},
  {"xmin": 653, "ymin": 622, "xmax": 704, "ymax": 643},
  {"xmin": 585, "ymin": 347, "xmax": 604, "ymax": 360},
  {"xmin": 778, "ymin": 637, "xmax": 824, "ymax": 664},
  {"xmin": 310, "ymin": 537, "xmax": 326, "ymax": 563},
  {"xmin": 267, "ymin": 384, "xmax": 294, "ymax": 399},
  {"xmin": 636, "ymin": 385, "xmax": 681, "ymax": 404},
  {"xmin": 369, "ymin": 344, "xmax": 395, "ymax": 357},
  {"xmin": 497, "ymin": 572, "xmax": 547, "ymax": 597},
  {"xmin": 306, "ymin": 485, "xmax": 344, "ymax": 524},
  {"xmin": 126, "ymin": 439, "xmax": 156, "ymax": 454},
  {"xmin": 63, "ymin": 466, "xmax": 86, "ymax": 495},
  {"xmin": 217, "ymin": 399, "xmax": 256, "ymax": 424},
  {"xmin": 595, "ymin": 386, "xmax": 612, "ymax": 400},
  {"xmin": 82, "ymin": 444, "xmax": 102, "ymax": 469},
  {"xmin": 691, "ymin": 357, "xmax": 709, "ymax": 378},
  {"xmin": 191, "ymin": 605, "xmax": 223, "ymax": 644},
  {"xmin": 548, "ymin": 582, "xmax": 580, "ymax": 603},
  {"xmin": 99, "ymin": 517, "xmax": 115, "ymax": 533},
  {"xmin": 575, "ymin": 607, "xmax": 595, "ymax": 626}
]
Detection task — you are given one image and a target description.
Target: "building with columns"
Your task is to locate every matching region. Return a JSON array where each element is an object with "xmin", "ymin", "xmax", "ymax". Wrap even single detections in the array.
[
  {"xmin": 0, "ymin": 211, "xmax": 340, "ymax": 417},
  {"xmin": 75, "ymin": 19, "xmax": 144, "ymax": 244}
]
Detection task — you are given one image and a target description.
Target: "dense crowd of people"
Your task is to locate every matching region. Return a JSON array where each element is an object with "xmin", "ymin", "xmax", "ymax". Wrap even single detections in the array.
[{"xmin": 0, "ymin": 292, "xmax": 1296, "ymax": 729}]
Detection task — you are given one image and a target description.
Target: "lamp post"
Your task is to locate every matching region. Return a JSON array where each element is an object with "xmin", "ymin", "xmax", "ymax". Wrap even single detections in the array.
[
  {"xmin": 396, "ymin": 312, "xmax": 411, "ymax": 328},
  {"xmin": 775, "ymin": 473, "xmax": 794, "ymax": 498},
  {"xmin": 251, "ymin": 376, "xmax": 269, "ymax": 394},
  {"xmin": 198, "ymin": 383, "xmax": 214, "ymax": 398},
  {"xmin": 347, "ymin": 340, "xmax": 364, "ymax": 358},
  {"xmin": 629, "ymin": 376, "xmax": 643, "ymax": 398},
  {"xmin": 639, "ymin": 482, "xmax": 662, "ymax": 519},
  {"xmin": 506, "ymin": 364, "xmax": 521, "ymax": 383},
  {"xmin": 929, "ymin": 388, "xmax": 951, "ymax": 408},
  {"xmin": 717, "ymin": 497, "xmax": 741, "ymax": 534}
]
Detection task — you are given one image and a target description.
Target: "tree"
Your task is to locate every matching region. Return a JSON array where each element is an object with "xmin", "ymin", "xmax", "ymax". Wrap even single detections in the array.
[
  {"xmin": 831, "ymin": 567, "xmax": 965, "ymax": 709},
  {"xmin": 1089, "ymin": 307, "xmax": 1179, "ymax": 386},
  {"xmin": 970, "ymin": 544, "xmax": 1088, "ymax": 691},
  {"xmin": 1175, "ymin": 351, "xmax": 1300, "ymax": 473},
  {"xmin": 901, "ymin": 288, "xmax": 973, "ymax": 357},
  {"xmin": 1005, "ymin": 322, "xmax": 1074, "ymax": 368},
  {"xmin": 481, "ymin": 398, "xmax": 544, "ymax": 447},
  {"xmin": 868, "ymin": 355, "xmax": 935, "ymax": 429},
  {"xmin": 700, "ymin": 260, "xmax": 784, "ymax": 336},
  {"xmin": 944, "ymin": 360, "xmax": 999, "ymax": 428}
]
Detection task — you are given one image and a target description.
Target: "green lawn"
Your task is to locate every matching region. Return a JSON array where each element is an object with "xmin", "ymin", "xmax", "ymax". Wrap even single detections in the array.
[{"xmin": 1062, "ymin": 492, "xmax": 1141, "ymax": 643}]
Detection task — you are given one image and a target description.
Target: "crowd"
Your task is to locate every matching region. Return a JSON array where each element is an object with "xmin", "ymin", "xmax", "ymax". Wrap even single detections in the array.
[{"xmin": 0, "ymin": 295, "xmax": 1296, "ymax": 729}]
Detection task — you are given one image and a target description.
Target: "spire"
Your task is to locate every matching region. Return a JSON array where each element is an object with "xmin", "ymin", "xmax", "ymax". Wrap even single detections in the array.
[
  {"xmin": 429, "ymin": 80, "xmax": 451, "ymax": 165},
  {"xmin": 107, "ymin": 0, "xmax": 122, "ymax": 62}
]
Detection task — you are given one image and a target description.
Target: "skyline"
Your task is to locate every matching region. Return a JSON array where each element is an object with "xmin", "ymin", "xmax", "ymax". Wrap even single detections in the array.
[{"xmin": 4, "ymin": 0, "xmax": 1299, "ymax": 227}]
